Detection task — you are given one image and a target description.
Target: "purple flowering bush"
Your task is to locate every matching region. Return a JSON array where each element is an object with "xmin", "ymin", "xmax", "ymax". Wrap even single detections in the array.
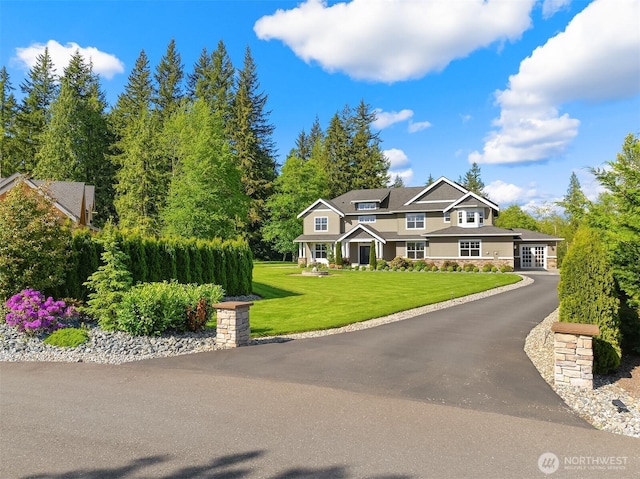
[{"xmin": 4, "ymin": 289, "xmax": 78, "ymax": 335}]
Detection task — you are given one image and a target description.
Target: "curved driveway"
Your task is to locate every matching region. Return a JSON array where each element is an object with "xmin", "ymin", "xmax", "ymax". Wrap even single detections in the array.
[{"xmin": 1, "ymin": 274, "xmax": 638, "ymax": 478}]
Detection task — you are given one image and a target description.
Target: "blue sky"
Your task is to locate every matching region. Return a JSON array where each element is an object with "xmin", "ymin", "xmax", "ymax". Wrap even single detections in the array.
[{"xmin": 1, "ymin": 0, "xmax": 638, "ymax": 211}]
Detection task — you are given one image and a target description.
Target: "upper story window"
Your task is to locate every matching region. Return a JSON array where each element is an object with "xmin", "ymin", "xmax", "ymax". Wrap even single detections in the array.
[
  {"xmin": 314, "ymin": 216, "xmax": 328, "ymax": 231},
  {"xmin": 444, "ymin": 211, "xmax": 450, "ymax": 223},
  {"xmin": 406, "ymin": 213, "xmax": 425, "ymax": 229},
  {"xmin": 358, "ymin": 215, "xmax": 376, "ymax": 223},
  {"xmin": 456, "ymin": 209, "xmax": 485, "ymax": 228},
  {"xmin": 356, "ymin": 202, "xmax": 377, "ymax": 211}
]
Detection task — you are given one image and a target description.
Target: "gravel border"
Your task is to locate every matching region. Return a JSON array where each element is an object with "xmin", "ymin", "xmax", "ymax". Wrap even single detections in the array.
[
  {"xmin": 525, "ymin": 309, "xmax": 640, "ymax": 438},
  {"xmin": 3, "ymin": 275, "xmax": 638, "ymax": 438}
]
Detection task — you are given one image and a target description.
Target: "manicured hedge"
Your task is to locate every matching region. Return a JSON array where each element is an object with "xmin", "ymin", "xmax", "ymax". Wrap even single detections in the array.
[{"xmin": 55, "ymin": 230, "xmax": 252, "ymax": 300}]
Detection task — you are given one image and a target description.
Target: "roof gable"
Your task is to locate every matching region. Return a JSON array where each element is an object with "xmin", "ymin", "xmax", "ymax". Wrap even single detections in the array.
[
  {"xmin": 404, "ymin": 177, "xmax": 467, "ymax": 206},
  {"xmin": 297, "ymin": 198, "xmax": 344, "ymax": 219},
  {"xmin": 337, "ymin": 224, "xmax": 386, "ymax": 244},
  {"xmin": 444, "ymin": 191, "xmax": 500, "ymax": 212}
]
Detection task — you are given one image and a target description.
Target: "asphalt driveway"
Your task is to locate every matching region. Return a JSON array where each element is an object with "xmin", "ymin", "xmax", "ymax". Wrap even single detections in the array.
[{"xmin": 1, "ymin": 274, "xmax": 639, "ymax": 478}]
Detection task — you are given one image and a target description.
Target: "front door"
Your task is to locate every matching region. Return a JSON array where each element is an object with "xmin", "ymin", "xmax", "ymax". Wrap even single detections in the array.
[
  {"xmin": 359, "ymin": 245, "xmax": 370, "ymax": 265},
  {"xmin": 521, "ymin": 245, "xmax": 546, "ymax": 269}
]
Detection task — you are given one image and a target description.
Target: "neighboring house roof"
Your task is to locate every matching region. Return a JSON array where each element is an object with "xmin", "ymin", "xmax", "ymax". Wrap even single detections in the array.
[{"xmin": 0, "ymin": 173, "xmax": 94, "ymax": 226}]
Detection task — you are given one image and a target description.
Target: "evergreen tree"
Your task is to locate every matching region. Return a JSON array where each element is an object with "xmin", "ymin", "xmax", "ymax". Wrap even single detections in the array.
[
  {"xmin": 349, "ymin": 100, "xmax": 389, "ymax": 190},
  {"xmin": 229, "ymin": 46, "xmax": 277, "ymax": 257},
  {"xmin": 557, "ymin": 172, "xmax": 590, "ymax": 227},
  {"xmin": 294, "ymin": 116, "xmax": 324, "ymax": 161},
  {"xmin": 262, "ymin": 153, "xmax": 328, "ymax": 259},
  {"xmin": 110, "ymin": 50, "xmax": 165, "ymax": 234},
  {"xmin": 391, "ymin": 175, "xmax": 405, "ymax": 188},
  {"xmin": 558, "ymin": 226, "xmax": 621, "ymax": 373},
  {"xmin": 323, "ymin": 110, "xmax": 351, "ymax": 198},
  {"xmin": 210, "ymin": 40, "xmax": 235, "ymax": 118},
  {"xmin": 14, "ymin": 47, "xmax": 58, "ymax": 173},
  {"xmin": 153, "ymin": 38, "xmax": 184, "ymax": 124},
  {"xmin": 186, "ymin": 47, "xmax": 213, "ymax": 102},
  {"xmin": 34, "ymin": 51, "xmax": 114, "ymax": 224},
  {"xmin": 0, "ymin": 67, "xmax": 19, "ymax": 176},
  {"xmin": 459, "ymin": 162, "xmax": 485, "ymax": 195},
  {"xmin": 426, "ymin": 174, "xmax": 435, "ymax": 186},
  {"xmin": 161, "ymin": 99, "xmax": 247, "ymax": 240}
]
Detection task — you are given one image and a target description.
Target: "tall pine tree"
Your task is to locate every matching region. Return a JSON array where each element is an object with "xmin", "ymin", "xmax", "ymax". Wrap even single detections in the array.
[
  {"xmin": 14, "ymin": 47, "xmax": 58, "ymax": 173},
  {"xmin": 349, "ymin": 100, "xmax": 389, "ymax": 190},
  {"xmin": 110, "ymin": 50, "xmax": 165, "ymax": 234},
  {"xmin": 229, "ymin": 46, "xmax": 277, "ymax": 257},
  {"xmin": 0, "ymin": 67, "xmax": 19, "ymax": 177},
  {"xmin": 34, "ymin": 51, "xmax": 114, "ymax": 223},
  {"xmin": 459, "ymin": 162, "xmax": 485, "ymax": 195}
]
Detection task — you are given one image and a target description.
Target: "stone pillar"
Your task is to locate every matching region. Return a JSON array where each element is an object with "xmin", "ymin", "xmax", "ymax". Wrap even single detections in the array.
[
  {"xmin": 213, "ymin": 301, "xmax": 253, "ymax": 348},
  {"xmin": 551, "ymin": 322, "xmax": 600, "ymax": 389}
]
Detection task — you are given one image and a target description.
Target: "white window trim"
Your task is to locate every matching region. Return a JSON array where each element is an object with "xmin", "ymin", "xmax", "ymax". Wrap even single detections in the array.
[
  {"xmin": 356, "ymin": 202, "xmax": 377, "ymax": 211},
  {"xmin": 358, "ymin": 215, "xmax": 376, "ymax": 223},
  {"xmin": 457, "ymin": 209, "xmax": 485, "ymax": 228},
  {"xmin": 459, "ymin": 239, "xmax": 481, "ymax": 258},
  {"xmin": 407, "ymin": 241, "xmax": 426, "ymax": 260},
  {"xmin": 406, "ymin": 213, "xmax": 425, "ymax": 230},
  {"xmin": 314, "ymin": 216, "xmax": 328, "ymax": 232}
]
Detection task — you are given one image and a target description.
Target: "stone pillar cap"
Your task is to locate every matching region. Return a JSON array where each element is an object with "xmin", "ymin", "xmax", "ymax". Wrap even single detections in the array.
[
  {"xmin": 551, "ymin": 322, "xmax": 600, "ymax": 336},
  {"xmin": 212, "ymin": 301, "xmax": 254, "ymax": 310}
]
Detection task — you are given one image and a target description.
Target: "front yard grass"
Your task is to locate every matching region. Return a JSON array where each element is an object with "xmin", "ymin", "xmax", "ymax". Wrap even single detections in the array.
[{"xmin": 249, "ymin": 263, "xmax": 521, "ymax": 336}]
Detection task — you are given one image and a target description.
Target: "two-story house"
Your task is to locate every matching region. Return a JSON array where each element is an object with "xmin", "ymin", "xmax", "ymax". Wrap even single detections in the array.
[{"xmin": 295, "ymin": 177, "xmax": 562, "ymax": 271}]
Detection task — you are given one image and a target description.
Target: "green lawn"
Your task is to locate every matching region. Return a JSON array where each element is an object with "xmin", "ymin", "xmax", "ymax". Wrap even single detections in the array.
[{"xmin": 249, "ymin": 263, "xmax": 521, "ymax": 336}]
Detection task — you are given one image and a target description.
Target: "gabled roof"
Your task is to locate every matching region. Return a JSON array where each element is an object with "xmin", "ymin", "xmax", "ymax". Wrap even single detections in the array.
[
  {"xmin": 337, "ymin": 224, "xmax": 387, "ymax": 244},
  {"xmin": 0, "ymin": 174, "xmax": 93, "ymax": 225},
  {"xmin": 297, "ymin": 198, "xmax": 344, "ymax": 219},
  {"xmin": 403, "ymin": 177, "xmax": 467, "ymax": 206},
  {"xmin": 443, "ymin": 191, "xmax": 500, "ymax": 213}
]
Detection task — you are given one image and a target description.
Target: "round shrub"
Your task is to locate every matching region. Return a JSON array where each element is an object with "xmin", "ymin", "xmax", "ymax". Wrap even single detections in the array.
[
  {"xmin": 482, "ymin": 263, "xmax": 494, "ymax": 273},
  {"xmin": 44, "ymin": 327, "xmax": 89, "ymax": 348},
  {"xmin": 4, "ymin": 289, "xmax": 77, "ymax": 335},
  {"xmin": 491, "ymin": 266, "xmax": 498, "ymax": 273},
  {"xmin": 500, "ymin": 265, "xmax": 514, "ymax": 273},
  {"xmin": 431, "ymin": 265, "xmax": 439, "ymax": 272}
]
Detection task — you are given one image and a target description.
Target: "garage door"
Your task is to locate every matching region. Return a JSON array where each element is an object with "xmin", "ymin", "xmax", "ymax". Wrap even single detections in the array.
[{"xmin": 520, "ymin": 245, "xmax": 546, "ymax": 269}]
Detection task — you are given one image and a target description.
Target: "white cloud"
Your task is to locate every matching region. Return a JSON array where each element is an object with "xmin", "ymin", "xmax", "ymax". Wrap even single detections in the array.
[
  {"xmin": 389, "ymin": 168, "xmax": 414, "ymax": 185},
  {"xmin": 383, "ymin": 148, "xmax": 409, "ymax": 169},
  {"xmin": 485, "ymin": 180, "xmax": 539, "ymax": 205},
  {"xmin": 373, "ymin": 108, "xmax": 413, "ymax": 129},
  {"xmin": 470, "ymin": 0, "xmax": 640, "ymax": 165},
  {"xmin": 541, "ymin": 0, "xmax": 572, "ymax": 19},
  {"xmin": 14, "ymin": 40, "xmax": 124, "ymax": 79},
  {"xmin": 255, "ymin": 0, "xmax": 535, "ymax": 82},
  {"xmin": 408, "ymin": 120, "xmax": 432, "ymax": 133},
  {"xmin": 460, "ymin": 114, "xmax": 472, "ymax": 123}
]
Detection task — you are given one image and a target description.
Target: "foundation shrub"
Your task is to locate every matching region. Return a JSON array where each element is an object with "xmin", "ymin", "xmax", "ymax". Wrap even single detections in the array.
[{"xmin": 43, "ymin": 327, "xmax": 89, "ymax": 348}]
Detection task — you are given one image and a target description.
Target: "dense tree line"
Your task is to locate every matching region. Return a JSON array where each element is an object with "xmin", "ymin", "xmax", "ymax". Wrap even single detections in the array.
[{"xmin": 0, "ymin": 41, "xmax": 390, "ymax": 259}]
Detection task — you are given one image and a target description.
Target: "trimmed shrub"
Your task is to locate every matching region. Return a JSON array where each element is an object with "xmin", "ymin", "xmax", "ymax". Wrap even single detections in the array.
[
  {"xmin": 369, "ymin": 241, "xmax": 376, "ymax": 270},
  {"xmin": 117, "ymin": 281, "xmax": 224, "ymax": 336},
  {"xmin": 389, "ymin": 256, "xmax": 410, "ymax": 270},
  {"xmin": 44, "ymin": 327, "xmax": 89, "ymax": 348},
  {"xmin": 442, "ymin": 260, "xmax": 459, "ymax": 271},
  {"xmin": 558, "ymin": 227, "xmax": 621, "ymax": 373},
  {"xmin": 376, "ymin": 259, "xmax": 388, "ymax": 271},
  {"xmin": 482, "ymin": 263, "xmax": 494, "ymax": 273},
  {"xmin": 431, "ymin": 265, "xmax": 439, "ymax": 272},
  {"xmin": 500, "ymin": 264, "xmax": 514, "ymax": 273},
  {"xmin": 463, "ymin": 264, "xmax": 475, "ymax": 272},
  {"xmin": 335, "ymin": 241, "xmax": 343, "ymax": 266},
  {"xmin": 413, "ymin": 260, "xmax": 427, "ymax": 271}
]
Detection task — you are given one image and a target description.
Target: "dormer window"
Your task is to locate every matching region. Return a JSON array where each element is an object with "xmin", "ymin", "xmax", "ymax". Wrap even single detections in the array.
[
  {"xmin": 456, "ymin": 209, "xmax": 485, "ymax": 228},
  {"xmin": 356, "ymin": 202, "xmax": 377, "ymax": 211}
]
